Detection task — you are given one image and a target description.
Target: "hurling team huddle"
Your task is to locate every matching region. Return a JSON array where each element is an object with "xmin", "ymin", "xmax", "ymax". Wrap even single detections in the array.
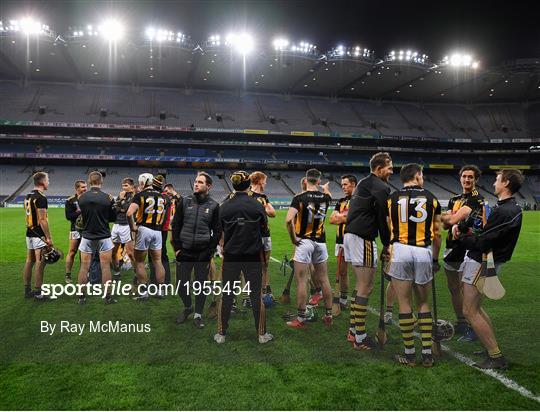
[{"xmin": 22, "ymin": 152, "xmax": 524, "ymax": 369}]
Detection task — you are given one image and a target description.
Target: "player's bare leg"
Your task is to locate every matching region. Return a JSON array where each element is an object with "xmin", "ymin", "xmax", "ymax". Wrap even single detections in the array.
[
  {"xmin": 33, "ymin": 247, "xmax": 46, "ymax": 291},
  {"xmin": 312, "ymin": 261, "xmax": 333, "ymax": 325},
  {"xmin": 308, "ymin": 264, "xmax": 323, "ymax": 305},
  {"xmin": 65, "ymin": 238, "xmax": 80, "ymax": 282},
  {"xmin": 133, "ymin": 249, "xmax": 150, "ymax": 299},
  {"xmin": 149, "ymin": 248, "xmax": 165, "ymax": 284},
  {"xmin": 462, "ymin": 285, "xmax": 497, "ymax": 348},
  {"xmin": 99, "ymin": 249, "xmax": 113, "ymax": 285},
  {"xmin": 23, "ymin": 249, "xmax": 36, "ymax": 297},
  {"xmin": 124, "ymin": 240, "xmax": 135, "ymax": 269},
  {"xmin": 111, "ymin": 242, "xmax": 122, "ymax": 273},
  {"xmin": 99, "ymin": 249, "xmax": 116, "ymax": 303},
  {"xmin": 462, "ymin": 283, "xmax": 506, "ymax": 369},
  {"xmin": 76, "ymin": 251, "xmax": 92, "ymax": 303},
  {"xmin": 286, "ymin": 261, "xmax": 310, "ymax": 327},
  {"xmin": 445, "ymin": 268, "xmax": 466, "ymax": 331}
]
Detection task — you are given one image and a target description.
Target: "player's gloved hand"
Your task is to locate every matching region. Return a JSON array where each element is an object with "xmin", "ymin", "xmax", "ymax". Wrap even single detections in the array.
[
  {"xmin": 432, "ymin": 259, "xmax": 441, "ymax": 274},
  {"xmin": 457, "ymin": 220, "xmax": 470, "ymax": 235}
]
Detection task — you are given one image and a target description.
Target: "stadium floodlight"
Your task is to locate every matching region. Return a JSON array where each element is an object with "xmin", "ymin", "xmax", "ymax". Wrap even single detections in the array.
[
  {"xmin": 273, "ymin": 37, "xmax": 289, "ymax": 51},
  {"xmin": 225, "ymin": 32, "xmax": 254, "ymax": 55},
  {"xmin": 98, "ymin": 19, "xmax": 124, "ymax": 41},
  {"xmin": 443, "ymin": 52, "xmax": 479, "ymax": 68},
  {"xmin": 145, "ymin": 27, "xmax": 156, "ymax": 41},
  {"xmin": 19, "ymin": 18, "xmax": 43, "ymax": 35}
]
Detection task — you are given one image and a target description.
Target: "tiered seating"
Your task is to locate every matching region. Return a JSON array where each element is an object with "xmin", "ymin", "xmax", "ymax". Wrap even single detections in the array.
[{"xmin": 0, "ymin": 82, "xmax": 536, "ymax": 140}]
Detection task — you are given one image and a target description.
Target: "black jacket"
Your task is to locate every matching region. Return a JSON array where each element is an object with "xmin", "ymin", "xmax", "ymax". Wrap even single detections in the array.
[
  {"xmin": 171, "ymin": 193, "xmax": 221, "ymax": 256},
  {"xmin": 78, "ymin": 187, "xmax": 117, "ymax": 240},
  {"xmin": 461, "ymin": 197, "xmax": 523, "ymax": 264},
  {"xmin": 219, "ymin": 191, "xmax": 268, "ymax": 259},
  {"xmin": 113, "ymin": 191, "xmax": 134, "ymax": 225},
  {"xmin": 345, "ymin": 173, "xmax": 391, "ymax": 246},
  {"xmin": 65, "ymin": 194, "xmax": 81, "ymax": 231}
]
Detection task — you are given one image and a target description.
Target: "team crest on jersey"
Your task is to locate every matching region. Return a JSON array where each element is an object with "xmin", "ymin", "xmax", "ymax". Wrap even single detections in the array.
[{"xmin": 205, "ymin": 208, "xmax": 209, "ymax": 213}]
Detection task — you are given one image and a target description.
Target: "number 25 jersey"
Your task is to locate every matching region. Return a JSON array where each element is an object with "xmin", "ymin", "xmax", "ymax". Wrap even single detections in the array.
[
  {"xmin": 387, "ymin": 185, "xmax": 441, "ymax": 247},
  {"xmin": 131, "ymin": 188, "xmax": 169, "ymax": 231}
]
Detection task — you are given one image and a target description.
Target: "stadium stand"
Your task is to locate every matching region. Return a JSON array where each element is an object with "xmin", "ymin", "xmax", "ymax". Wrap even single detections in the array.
[{"xmin": 1, "ymin": 81, "xmax": 537, "ymax": 140}]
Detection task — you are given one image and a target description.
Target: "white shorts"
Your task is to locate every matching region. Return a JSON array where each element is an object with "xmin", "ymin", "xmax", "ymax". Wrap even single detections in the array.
[
  {"xmin": 343, "ymin": 233, "xmax": 377, "ymax": 268},
  {"xmin": 69, "ymin": 231, "xmax": 81, "ymax": 240},
  {"xmin": 460, "ymin": 255, "xmax": 503, "ymax": 286},
  {"xmin": 387, "ymin": 242, "xmax": 433, "ymax": 285},
  {"xmin": 134, "ymin": 225, "xmax": 162, "ymax": 251},
  {"xmin": 79, "ymin": 237, "xmax": 114, "ymax": 254},
  {"xmin": 262, "ymin": 236, "xmax": 272, "ymax": 252},
  {"xmin": 294, "ymin": 239, "xmax": 328, "ymax": 264},
  {"xmin": 26, "ymin": 236, "xmax": 46, "ymax": 250},
  {"xmin": 111, "ymin": 224, "xmax": 132, "ymax": 244}
]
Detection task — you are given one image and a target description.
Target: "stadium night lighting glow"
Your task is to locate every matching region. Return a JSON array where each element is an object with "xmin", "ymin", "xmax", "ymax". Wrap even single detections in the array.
[
  {"xmin": 1, "ymin": 18, "xmax": 49, "ymax": 35},
  {"xmin": 330, "ymin": 45, "xmax": 372, "ymax": 58},
  {"xmin": 273, "ymin": 38, "xmax": 289, "ymax": 51},
  {"xmin": 290, "ymin": 41, "xmax": 316, "ymax": 54},
  {"xmin": 146, "ymin": 27, "xmax": 186, "ymax": 43},
  {"xmin": 388, "ymin": 49, "xmax": 428, "ymax": 64},
  {"xmin": 442, "ymin": 53, "xmax": 480, "ymax": 68},
  {"xmin": 225, "ymin": 32, "xmax": 254, "ymax": 54},
  {"xmin": 98, "ymin": 19, "xmax": 125, "ymax": 41},
  {"xmin": 207, "ymin": 34, "xmax": 221, "ymax": 46}
]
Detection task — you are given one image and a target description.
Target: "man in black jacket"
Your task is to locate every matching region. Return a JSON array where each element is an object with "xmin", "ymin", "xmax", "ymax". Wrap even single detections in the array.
[
  {"xmin": 111, "ymin": 178, "xmax": 135, "ymax": 280},
  {"xmin": 215, "ymin": 171, "xmax": 273, "ymax": 344},
  {"xmin": 458, "ymin": 169, "xmax": 524, "ymax": 370},
  {"xmin": 76, "ymin": 171, "xmax": 117, "ymax": 304},
  {"xmin": 172, "ymin": 172, "xmax": 221, "ymax": 328},
  {"xmin": 344, "ymin": 152, "xmax": 393, "ymax": 350},
  {"xmin": 64, "ymin": 179, "xmax": 87, "ymax": 284}
]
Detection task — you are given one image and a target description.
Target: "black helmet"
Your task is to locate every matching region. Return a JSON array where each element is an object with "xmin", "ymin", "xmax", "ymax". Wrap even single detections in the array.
[
  {"xmin": 433, "ymin": 319, "xmax": 455, "ymax": 342},
  {"xmin": 43, "ymin": 247, "xmax": 63, "ymax": 264}
]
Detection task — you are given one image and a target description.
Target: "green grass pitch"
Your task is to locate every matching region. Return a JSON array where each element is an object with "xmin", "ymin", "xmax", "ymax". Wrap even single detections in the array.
[{"xmin": 0, "ymin": 207, "xmax": 539, "ymax": 410}]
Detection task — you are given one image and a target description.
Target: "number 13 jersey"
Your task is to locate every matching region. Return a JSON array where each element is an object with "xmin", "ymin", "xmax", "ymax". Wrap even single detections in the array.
[
  {"xmin": 131, "ymin": 188, "xmax": 169, "ymax": 231},
  {"xmin": 387, "ymin": 185, "xmax": 441, "ymax": 247}
]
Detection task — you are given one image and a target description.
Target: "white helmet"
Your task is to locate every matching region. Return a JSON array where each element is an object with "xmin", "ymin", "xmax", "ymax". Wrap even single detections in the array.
[{"xmin": 138, "ymin": 173, "xmax": 154, "ymax": 187}]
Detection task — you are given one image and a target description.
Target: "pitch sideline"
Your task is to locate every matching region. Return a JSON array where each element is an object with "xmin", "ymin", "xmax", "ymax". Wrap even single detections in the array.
[{"xmin": 268, "ymin": 256, "xmax": 540, "ymax": 404}]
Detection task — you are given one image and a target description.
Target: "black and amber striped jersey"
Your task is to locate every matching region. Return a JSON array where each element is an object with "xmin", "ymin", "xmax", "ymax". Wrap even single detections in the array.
[
  {"xmin": 387, "ymin": 185, "xmax": 441, "ymax": 247},
  {"xmin": 250, "ymin": 190, "xmax": 271, "ymax": 237},
  {"xmin": 24, "ymin": 189, "xmax": 48, "ymax": 237},
  {"xmin": 65, "ymin": 194, "xmax": 82, "ymax": 231},
  {"xmin": 334, "ymin": 195, "xmax": 351, "ymax": 244},
  {"xmin": 290, "ymin": 190, "xmax": 332, "ymax": 243},
  {"xmin": 131, "ymin": 188, "xmax": 169, "ymax": 231},
  {"xmin": 446, "ymin": 189, "xmax": 485, "ymax": 249}
]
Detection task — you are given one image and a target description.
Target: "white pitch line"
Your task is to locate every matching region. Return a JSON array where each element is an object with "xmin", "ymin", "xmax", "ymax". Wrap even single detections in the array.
[
  {"xmin": 268, "ymin": 256, "xmax": 540, "ymax": 403},
  {"xmin": 367, "ymin": 308, "xmax": 540, "ymax": 403}
]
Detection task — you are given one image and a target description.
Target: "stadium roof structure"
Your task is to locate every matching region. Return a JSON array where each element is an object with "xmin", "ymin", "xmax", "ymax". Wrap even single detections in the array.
[{"xmin": 1, "ymin": 23, "xmax": 539, "ymax": 103}]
